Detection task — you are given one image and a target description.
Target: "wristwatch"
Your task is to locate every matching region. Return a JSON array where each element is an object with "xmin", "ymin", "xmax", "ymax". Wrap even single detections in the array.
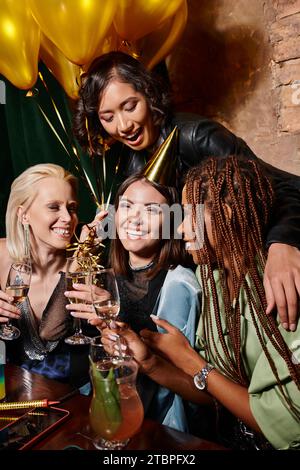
[{"xmin": 193, "ymin": 363, "xmax": 215, "ymax": 391}]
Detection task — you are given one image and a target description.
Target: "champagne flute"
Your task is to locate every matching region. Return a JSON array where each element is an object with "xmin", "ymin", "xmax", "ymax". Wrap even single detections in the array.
[
  {"xmin": 64, "ymin": 256, "xmax": 93, "ymax": 346},
  {"xmin": 90, "ymin": 268, "xmax": 125, "ymax": 358},
  {"xmin": 90, "ymin": 268, "xmax": 120, "ymax": 323},
  {"xmin": 0, "ymin": 262, "xmax": 32, "ymax": 341}
]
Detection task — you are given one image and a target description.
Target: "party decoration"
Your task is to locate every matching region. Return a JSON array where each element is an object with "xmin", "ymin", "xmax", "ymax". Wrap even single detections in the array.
[
  {"xmin": 40, "ymin": 33, "xmax": 81, "ymax": 100},
  {"xmin": 0, "ymin": 0, "xmax": 40, "ymax": 89},
  {"xmin": 143, "ymin": 126, "xmax": 178, "ymax": 186},
  {"xmin": 66, "ymin": 226, "xmax": 104, "ymax": 269},
  {"xmin": 29, "ymin": 0, "xmax": 117, "ymax": 65},
  {"xmin": 114, "ymin": 0, "xmax": 184, "ymax": 41},
  {"xmin": 138, "ymin": 0, "xmax": 187, "ymax": 70}
]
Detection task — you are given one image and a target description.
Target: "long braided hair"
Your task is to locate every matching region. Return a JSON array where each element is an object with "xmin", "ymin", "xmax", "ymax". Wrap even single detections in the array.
[{"xmin": 185, "ymin": 155, "xmax": 300, "ymax": 419}]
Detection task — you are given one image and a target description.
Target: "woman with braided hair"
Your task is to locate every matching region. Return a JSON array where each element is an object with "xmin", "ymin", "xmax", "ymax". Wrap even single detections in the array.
[{"xmin": 112, "ymin": 155, "xmax": 300, "ymax": 449}]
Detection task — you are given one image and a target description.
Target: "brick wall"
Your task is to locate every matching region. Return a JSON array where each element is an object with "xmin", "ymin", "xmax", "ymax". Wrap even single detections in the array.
[{"xmin": 168, "ymin": 0, "xmax": 300, "ymax": 174}]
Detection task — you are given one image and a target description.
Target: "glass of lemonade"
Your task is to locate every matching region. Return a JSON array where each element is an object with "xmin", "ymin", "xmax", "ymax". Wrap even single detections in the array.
[{"xmin": 89, "ymin": 336, "xmax": 144, "ymax": 450}]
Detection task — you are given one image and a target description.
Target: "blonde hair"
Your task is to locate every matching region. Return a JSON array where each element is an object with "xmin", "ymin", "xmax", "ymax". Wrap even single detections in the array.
[{"xmin": 6, "ymin": 163, "xmax": 78, "ymax": 261}]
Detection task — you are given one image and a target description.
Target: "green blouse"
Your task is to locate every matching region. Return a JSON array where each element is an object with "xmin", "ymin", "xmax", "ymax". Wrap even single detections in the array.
[{"xmin": 195, "ymin": 267, "xmax": 300, "ymax": 450}]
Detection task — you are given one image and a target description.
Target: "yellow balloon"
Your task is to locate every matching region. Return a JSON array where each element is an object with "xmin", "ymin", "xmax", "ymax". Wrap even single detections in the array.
[
  {"xmin": 138, "ymin": 0, "xmax": 188, "ymax": 70},
  {"xmin": 0, "ymin": 0, "xmax": 40, "ymax": 89},
  {"xmin": 40, "ymin": 33, "xmax": 81, "ymax": 100},
  {"xmin": 99, "ymin": 25, "xmax": 119, "ymax": 56},
  {"xmin": 83, "ymin": 25, "xmax": 119, "ymax": 72},
  {"xmin": 29, "ymin": 0, "xmax": 117, "ymax": 65},
  {"xmin": 114, "ymin": 0, "xmax": 185, "ymax": 41}
]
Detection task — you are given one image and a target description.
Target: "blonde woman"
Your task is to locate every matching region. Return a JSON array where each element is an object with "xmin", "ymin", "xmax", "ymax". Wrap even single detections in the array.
[{"xmin": 0, "ymin": 163, "xmax": 93, "ymax": 386}]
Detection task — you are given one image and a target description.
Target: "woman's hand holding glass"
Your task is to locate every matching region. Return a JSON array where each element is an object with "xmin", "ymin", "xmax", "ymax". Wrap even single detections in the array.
[
  {"xmin": 90, "ymin": 269, "xmax": 120, "ymax": 322},
  {"xmin": 65, "ymin": 282, "xmax": 109, "ymax": 331},
  {"xmin": 0, "ymin": 290, "xmax": 21, "ymax": 324},
  {"xmin": 64, "ymin": 256, "xmax": 94, "ymax": 345},
  {"xmin": 90, "ymin": 268, "xmax": 128, "ymax": 359},
  {"xmin": 0, "ymin": 261, "xmax": 31, "ymax": 341},
  {"xmin": 101, "ymin": 324, "xmax": 149, "ymax": 367}
]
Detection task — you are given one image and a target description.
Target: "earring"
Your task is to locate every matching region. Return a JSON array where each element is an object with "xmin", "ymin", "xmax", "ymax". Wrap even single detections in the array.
[
  {"xmin": 97, "ymin": 135, "xmax": 110, "ymax": 152},
  {"xmin": 23, "ymin": 223, "xmax": 30, "ymax": 259}
]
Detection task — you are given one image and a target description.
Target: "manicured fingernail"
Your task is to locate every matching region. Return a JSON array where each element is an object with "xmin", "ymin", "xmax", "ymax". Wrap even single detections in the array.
[
  {"xmin": 64, "ymin": 291, "xmax": 70, "ymax": 296},
  {"xmin": 114, "ymin": 344, "xmax": 126, "ymax": 351},
  {"xmin": 108, "ymin": 334, "xmax": 118, "ymax": 341},
  {"xmin": 70, "ymin": 312, "xmax": 76, "ymax": 316},
  {"xmin": 290, "ymin": 323, "xmax": 296, "ymax": 332},
  {"xmin": 150, "ymin": 314, "xmax": 158, "ymax": 319},
  {"xmin": 282, "ymin": 322, "xmax": 289, "ymax": 330}
]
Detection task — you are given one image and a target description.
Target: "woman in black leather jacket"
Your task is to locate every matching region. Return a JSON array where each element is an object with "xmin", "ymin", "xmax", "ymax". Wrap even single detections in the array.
[{"xmin": 74, "ymin": 51, "xmax": 300, "ymax": 331}]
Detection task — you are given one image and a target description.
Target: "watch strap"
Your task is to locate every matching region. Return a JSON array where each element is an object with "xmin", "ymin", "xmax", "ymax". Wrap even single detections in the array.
[{"xmin": 193, "ymin": 362, "xmax": 214, "ymax": 391}]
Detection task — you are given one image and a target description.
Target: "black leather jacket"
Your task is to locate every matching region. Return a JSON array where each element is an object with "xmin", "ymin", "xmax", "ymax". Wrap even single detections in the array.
[{"xmin": 111, "ymin": 113, "xmax": 300, "ymax": 249}]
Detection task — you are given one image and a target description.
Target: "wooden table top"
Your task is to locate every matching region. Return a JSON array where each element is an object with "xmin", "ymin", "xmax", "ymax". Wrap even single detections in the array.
[{"xmin": 2, "ymin": 364, "xmax": 226, "ymax": 451}]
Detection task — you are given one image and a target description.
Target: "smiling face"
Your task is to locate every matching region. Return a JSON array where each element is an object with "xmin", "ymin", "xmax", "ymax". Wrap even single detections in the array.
[
  {"xmin": 177, "ymin": 185, "xmax": 211, "ymax": 264},
  {"xmin": 98, "ymin": 79, "xmax": 159, "ymax": 151},
  {"xmin": 115, "ymin": 179, "xmax": 167, "ymax": 266},
  {"xmin": 22, "ymin": 177, "xmax": 78, "ymax": 252}
]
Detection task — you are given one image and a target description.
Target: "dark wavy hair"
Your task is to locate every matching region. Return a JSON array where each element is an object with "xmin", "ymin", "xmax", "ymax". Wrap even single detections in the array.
[
  {"xmin": 109, "ymin": 173, "xmax": 189, "ymax": 279},
  {"xmin": 73, "ymin": 51, "xmax": 172, "ymax": 156}
]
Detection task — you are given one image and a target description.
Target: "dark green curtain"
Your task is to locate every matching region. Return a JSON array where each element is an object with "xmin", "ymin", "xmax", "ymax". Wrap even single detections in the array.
[{"xmin": 0, "ymin": 62, "xmax": 96, "ymax": 237}]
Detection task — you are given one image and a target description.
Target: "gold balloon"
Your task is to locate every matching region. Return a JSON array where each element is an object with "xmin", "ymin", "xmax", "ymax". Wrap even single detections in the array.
[
  {"xmin": 0, "ymin": 0, "xmax": 40, "ymax": 89},
  {"xmin": 40, "ymin": 33, "xmax": 81, "ymax": 100},
  {"xmin": 82, "ymin": 25, "xmax": 119, "ymax": 72},
  {"xmin": 29, "ymin": 0, "xmax": 117, "ymax": 65},
  {"xmin": 114, "ymin": 0, "xmax": 185, "ymax": 41},
  {"xmin": 99, "ymin": 25, "xmax": 119, "ymax": 55},
  {"xmin": 138, "ymin": 0, "xmax": 187, "ymax": 70}
]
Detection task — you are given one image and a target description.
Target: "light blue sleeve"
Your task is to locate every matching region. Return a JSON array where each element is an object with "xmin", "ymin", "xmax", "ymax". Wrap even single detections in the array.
[
  {"xmin": 154, "ymin": 265, "xmax": 201, "ymax": 348},
  {"xmin": 151, "ymin": 265, "xmax": 201, "ymax": 432}
]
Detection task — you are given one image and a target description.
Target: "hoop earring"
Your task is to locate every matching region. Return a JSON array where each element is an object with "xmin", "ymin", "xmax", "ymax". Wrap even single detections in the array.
[{"xmin": 23, "ymin": 223, "xmax": 31, "ymax": 259}]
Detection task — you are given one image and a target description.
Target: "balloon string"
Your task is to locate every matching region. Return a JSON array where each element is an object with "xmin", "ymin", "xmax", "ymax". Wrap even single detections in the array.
[
  {"xmin": 39, "ymin": 71, "xmax": 68, "ymax": 135},
  {"xmin": 37, "ymin": 104, "xmax": 70, "ymax": 156},
  {"xmin": 37, "ymin": 101, "xmax": 101, "ymax": 208},
  {"xmin": 120, "ymin": 40, "xmax": 140, "ymax": 60},
  {"xmin": 37, "ymin": 69, "xmax": 119, "ymax": 210}
]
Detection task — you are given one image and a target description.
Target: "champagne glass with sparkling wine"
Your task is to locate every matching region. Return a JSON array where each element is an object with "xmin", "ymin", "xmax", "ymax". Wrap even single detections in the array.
[
  {"xmin": 64, "ymin": 256, "xmax": 93, "ymax": 345},
  {"xmin": 90, "ymin": 268, "xmax": 126, "ymax": 358},
  {"xmin": 0, "ymin": 262, "xmax": 32, "ymax": 341},
  {"xmin": 90, "ymin": 268, "xmax": 120, "ymax": 325}
]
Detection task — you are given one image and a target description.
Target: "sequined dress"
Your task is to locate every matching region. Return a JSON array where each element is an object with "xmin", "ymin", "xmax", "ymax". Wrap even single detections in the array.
[{"xmin": 6, "ymin": 272, "xmax": 92, "ymax": 387}]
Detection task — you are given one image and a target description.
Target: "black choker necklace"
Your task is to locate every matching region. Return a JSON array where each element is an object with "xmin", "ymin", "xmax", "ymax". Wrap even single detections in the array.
[{"xmin": 129, "ymin": 260, "xmax": 155, "ymax": 272}]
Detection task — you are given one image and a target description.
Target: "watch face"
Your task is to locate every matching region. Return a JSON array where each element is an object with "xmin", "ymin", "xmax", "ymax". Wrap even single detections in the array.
[{"xmin": 193, "ymin": 373, "xmax": 205, "ymax": 390}]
